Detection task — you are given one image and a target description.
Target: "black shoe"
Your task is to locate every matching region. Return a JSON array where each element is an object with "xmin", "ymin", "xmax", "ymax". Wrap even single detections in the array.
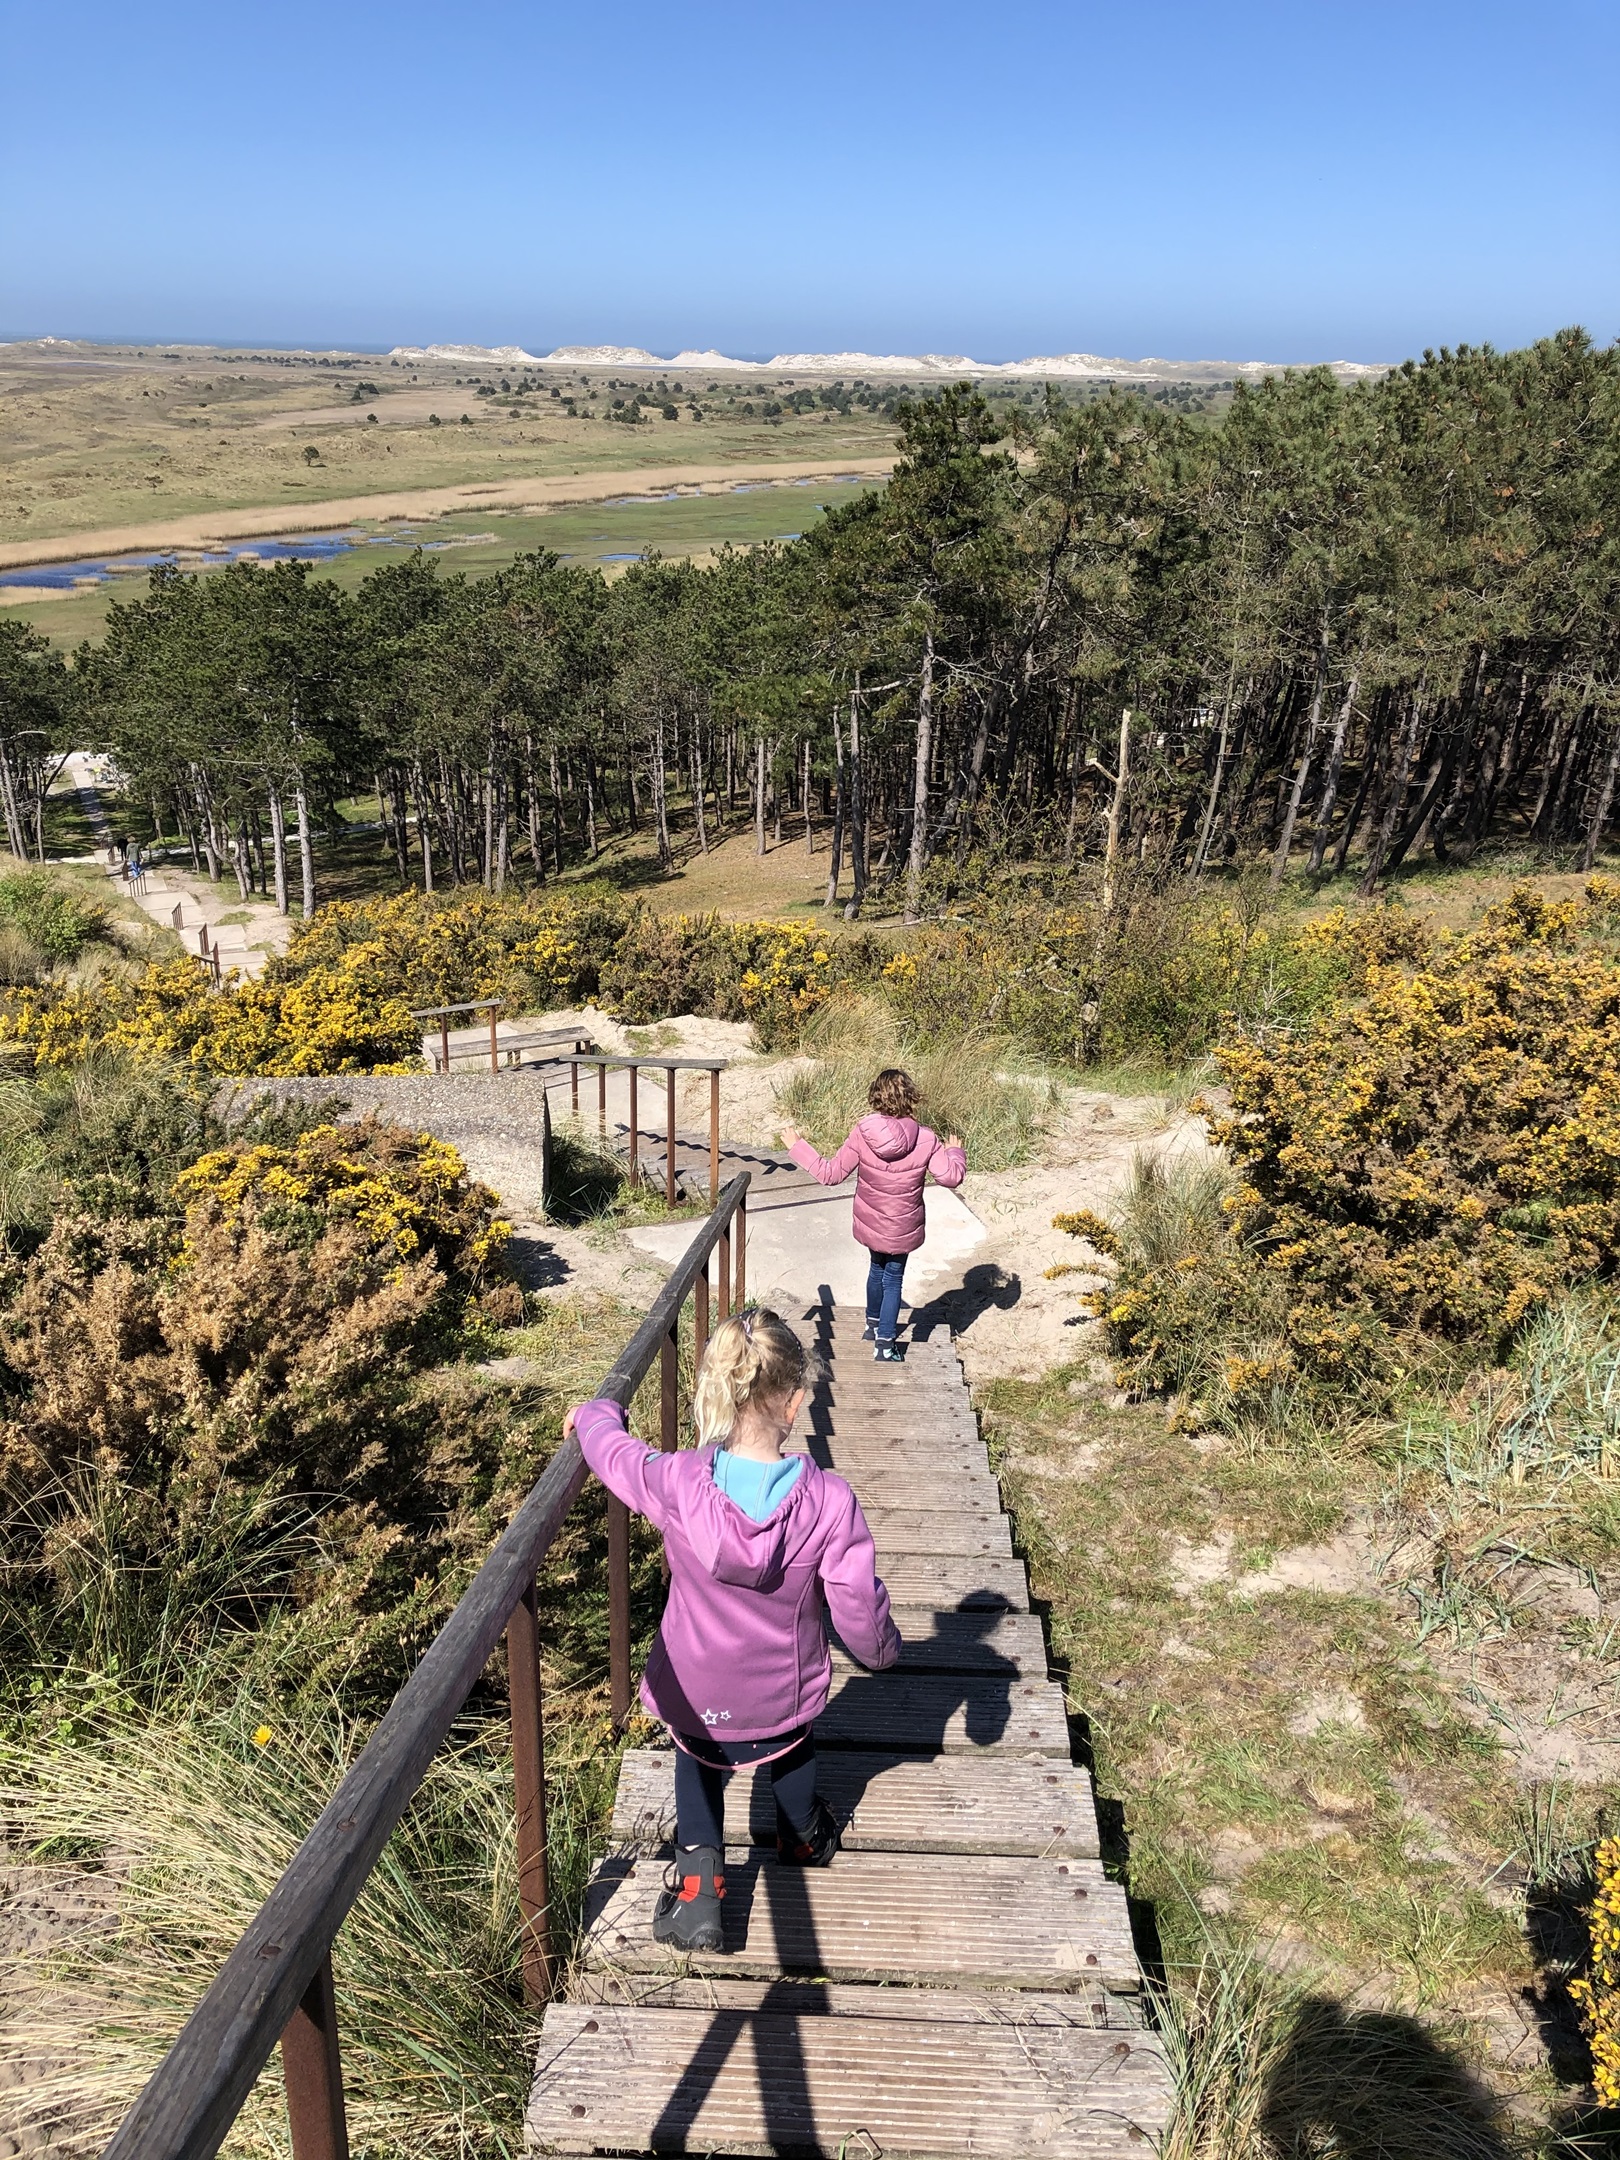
[
  {"xmin": 651, "ymin": 1845, "xmax": 725, "ymax": 1952},
  {"xmin": 861, "ymin": 1322, "xmax": 877, "ymax": 1341},
  {"xmin": 776, "ymin": 1795, "xmax": 842, "ymax": 1867},
  {"xmin": 874, "ymin": 1340, "xmax": 903, "ymax": 1363}
]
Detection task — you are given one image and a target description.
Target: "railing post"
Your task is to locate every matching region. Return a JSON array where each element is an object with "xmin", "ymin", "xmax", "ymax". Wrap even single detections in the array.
[
  {"xmin": 598, "ymin": 1060, "xmax": 607, "ymax": 1141},
  {"xmin": 608, "ymin": 1496, "xmax": 631, "ymax": 1728},
  {"xmin": 661, "ymin": 1312, "xmax": 679, "ymax": 1452},
  {"xmin": 488, "ymin": 1004, "xmax": 500, "ymax": 1074},
  {"xmin": 571, "ymin": 1058, "xmax": 580, "ymax": 1118},
  {"xmin": 717, "ymin": 1216, "xmax": 731, "ymax": 1320},
  {"xmin": 694, "ymin": 1261, "xmax": 710, "ymax": 1369},
  {"xmin": 280, "ymin": 1952, "xmax": 349, "ymax": 2160},
  {"xmin": 628, "ymin": 1065, "xmax": 639, "ymax": 1184},
  {"xmin": 666, "ymin": 1066, "xmax": 678, "ymax": 1210},
  {"xmin": 507, "ymin": 1577, "xmax": 554, "ymax": 2005},
  {"xmin": 709, "ymin": 1067, "xmax": 721, "ymax": 1203},
  {"xmin": 735, "ymin": 1194, "xmax": 747, "ymax": 1308},
  {"xmin": 439, "ymin": 1018, "xmax": 450, "ymax": 1077}
]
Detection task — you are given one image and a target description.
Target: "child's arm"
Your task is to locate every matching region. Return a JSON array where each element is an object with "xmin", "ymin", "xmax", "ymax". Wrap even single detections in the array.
[
  {"xmin": 566, "ymin": 1399, "xmax": 673, "ymax": 1530},
  {"xmin": 819, "ymin": 1485, "xmax": 902, "ymax": 1670},
  {"xmin": 781, "ymin": 1126, "xmax": 861, "ymax": 1186},
  {"xmin": 928, "ymin": 1133, "xmax": 967, "ymax": 1188}
]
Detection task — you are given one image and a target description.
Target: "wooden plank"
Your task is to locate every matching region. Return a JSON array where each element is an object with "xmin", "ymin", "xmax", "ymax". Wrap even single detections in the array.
[
  {"xmin": 568, "ymin": 1975, "xmax": 1130, "ymax": 2026},
  {"xmin": 789, "ymin": 1439, "xmax": 988, "ymax": 1478},
  {"xmin": 527, "ymin": 2004, "xmax": 1171, "ymax": 2157},
  {"xmin": 858, "ymin": 1507, "xmax": 1012, "ymax": 1556},
  {"xmin": 872, "ymin": 1554, "xmax": 1029, "ymax": 1610},
  {"xmin": 581, "ymin": 1849, "xmax": 1138, "ymax": 1992},
  {"xmin": 831, "ymin": 1606, "xmax": 1048, "ymax": 1675},
  {"xmin": 799, "ymin": 1463, "xmax": 1003, "ymax": 1510},
  {"xmin": 612, "ymin": 1749, "xmax": 1101, "ymax": 1859},
  {"xmin": 818, "ymin": 1671, "xmax": 1071, "ymax": 1756}
]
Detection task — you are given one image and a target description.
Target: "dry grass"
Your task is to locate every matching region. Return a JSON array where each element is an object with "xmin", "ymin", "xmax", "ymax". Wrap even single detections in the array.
[{"xmin": 775, "ymin": 994, "xmax": 1058, "ymax": 1171}]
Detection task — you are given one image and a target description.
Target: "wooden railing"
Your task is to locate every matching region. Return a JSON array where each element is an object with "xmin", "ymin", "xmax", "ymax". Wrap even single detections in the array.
[
  {"xmin": 101, "ymin": 1173, "xmax": 750, "ymax": 2160},
  {"xmin": 566, "ymin": 1053, "xmax": 730, "ymax": 1206}
]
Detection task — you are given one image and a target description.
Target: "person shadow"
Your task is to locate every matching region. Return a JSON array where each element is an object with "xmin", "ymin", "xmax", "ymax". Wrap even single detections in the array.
[{"xmin": 1258, "ymin": 1996, "xmax": 1519, "ymax": 2158}]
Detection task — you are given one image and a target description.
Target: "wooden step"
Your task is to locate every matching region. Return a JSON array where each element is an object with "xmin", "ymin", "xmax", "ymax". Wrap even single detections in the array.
[
  {"xmin": 581, "ymin": 1848, "xmax": 1138, "ymax": 1991},
  {"xmin": 528, "ymin": 2002, "xmax": 1171, "ymax": 2156},
  {"xmin": 830, "ymin": 1606, "xmax": 1047, "ymax": 1675},
  {"xmin": 612, "ymin": 1749, "xmax": 1101, "ymax": 1858},
  {"xmin": 806, "ymin": 1464, "xmax": 1002, "ymax": 1509},
  {"xmin": 792, "ymin": 1439, "xmax": 989, "ymax": 1480},
  {"xmin": 860, "ymin": 1507, "xmax": 1012, "ymax": 1556},
  {"xmin": 570, "ymin": 1975, "xmax": 1132, "ymax": 2025},
  {"xmin": 819, "ymin": 1671, "xmax": 1070, "ymax": 1755},
  {"xmin": 874, "ymin": 1553, "xmax": 1028, "ymax": 1609}
]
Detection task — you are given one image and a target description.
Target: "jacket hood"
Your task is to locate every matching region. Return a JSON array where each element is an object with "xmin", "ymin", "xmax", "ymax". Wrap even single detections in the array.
[
  {"xmin": 859, "ymin": 1113, "xmax": 920, "ymax": 1161},
  {"xmin": 685, "ymin": 1446, "xmax": 820, "ymax": 1591}
]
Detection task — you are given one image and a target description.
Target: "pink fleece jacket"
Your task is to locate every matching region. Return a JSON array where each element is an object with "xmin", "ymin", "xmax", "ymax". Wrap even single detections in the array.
[
  {"xmin": 574, "ymin": 1398, "xmax": 901, "ymax": 1739},
  {"xmin": 788, "ymin": 1114, "xmax": 966, "ymax": 1255}
]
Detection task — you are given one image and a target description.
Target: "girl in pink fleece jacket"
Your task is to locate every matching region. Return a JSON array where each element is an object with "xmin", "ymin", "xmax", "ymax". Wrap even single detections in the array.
[
  {"xmin": 566, "ymin": 1307, "xmax": 899, "ymax": 1953},
  {"xmin": 781, "ymin": 1066, "xmax": 966, "ymax": 1359}
]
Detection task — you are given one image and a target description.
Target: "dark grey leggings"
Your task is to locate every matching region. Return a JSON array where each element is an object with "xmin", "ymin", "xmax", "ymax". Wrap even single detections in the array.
[{"xmin": 674, "ymin": 1732, "xmax": 818, "ymax": 1850}]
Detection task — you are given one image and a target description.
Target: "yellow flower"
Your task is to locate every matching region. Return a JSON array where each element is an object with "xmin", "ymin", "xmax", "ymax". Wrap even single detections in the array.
[{"xmin": 251, "ymin": 1725, "xmax": 273, "ymax": 1748}]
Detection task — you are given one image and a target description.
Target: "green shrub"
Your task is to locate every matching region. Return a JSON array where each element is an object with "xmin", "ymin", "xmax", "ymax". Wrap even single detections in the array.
[{"xmin": 0, "ymin": 870, "xmax": 112, "ymax": 964}]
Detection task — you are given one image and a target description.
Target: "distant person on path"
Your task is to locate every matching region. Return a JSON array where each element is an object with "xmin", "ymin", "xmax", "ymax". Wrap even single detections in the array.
[
  {"xmin": 780, "ymin": 1068, "xmax": 965, "ymax": 1361},
  {"xmin": 566, "ymin": 1308, "xmax": 899, "ymax": 1953}
]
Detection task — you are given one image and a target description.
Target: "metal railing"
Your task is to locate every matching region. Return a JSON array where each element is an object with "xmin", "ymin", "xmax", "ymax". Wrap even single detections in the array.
[{"xmin": 102, "ymin": 1173, "xmax": 750, "ymax": 2160}]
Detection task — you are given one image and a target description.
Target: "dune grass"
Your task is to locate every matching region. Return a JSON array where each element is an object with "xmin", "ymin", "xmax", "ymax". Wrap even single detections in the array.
[{"xmin": 774, "ymin": 993, "xmax": 1059, "ymax": 1171}]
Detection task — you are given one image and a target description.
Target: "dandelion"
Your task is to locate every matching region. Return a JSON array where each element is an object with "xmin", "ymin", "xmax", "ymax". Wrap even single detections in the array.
[{"xmin": 251, "ymin": 1725, "xmax": 273, "ymax": 1748}]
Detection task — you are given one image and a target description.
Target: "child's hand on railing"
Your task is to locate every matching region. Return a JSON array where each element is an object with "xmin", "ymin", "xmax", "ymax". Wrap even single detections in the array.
[
  {"xmin": 562, "ymin": 1406, "xmax": 579, "ymax": 1442},
  {"xmin": 778, "ymin": 1123, "xmax": 799, "ymax": 1148},
  {"xmin": 946, "ymin": 1134, "xmax": 962, "ymax": 1148}
]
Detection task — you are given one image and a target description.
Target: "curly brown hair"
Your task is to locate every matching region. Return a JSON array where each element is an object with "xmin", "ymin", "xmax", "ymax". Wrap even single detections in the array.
[{"xmin": 868, "ymin": 1067, "xmax": 919, "ymax": 1117}]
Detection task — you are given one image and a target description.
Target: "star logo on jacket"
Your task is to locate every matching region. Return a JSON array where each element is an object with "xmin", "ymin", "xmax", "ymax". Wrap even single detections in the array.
[{"xmin": 700, "ymin": 1709, "xmax": 731, "ymax": 1725}]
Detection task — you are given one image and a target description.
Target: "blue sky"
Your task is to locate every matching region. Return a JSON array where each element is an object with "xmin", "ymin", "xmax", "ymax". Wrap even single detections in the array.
[{"xmin": 3, "ymin": 0, "xmax": 1615, "ymax": 364}]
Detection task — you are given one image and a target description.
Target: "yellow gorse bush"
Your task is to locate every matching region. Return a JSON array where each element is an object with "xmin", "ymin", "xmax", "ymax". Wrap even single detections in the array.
[
  {"xmin": 177, "ymin": 1123, "xmax": 512, "ymax": 1277},
  {"xmin": 1570, "ymin": 1835, "xmax": 1620, "ymax": 2107}
]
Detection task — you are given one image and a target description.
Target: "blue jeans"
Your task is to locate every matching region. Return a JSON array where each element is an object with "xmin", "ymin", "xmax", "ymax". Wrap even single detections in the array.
[{"xmin": 865, "ymin": 1250, "xmax": 907, "ymax": 1342}]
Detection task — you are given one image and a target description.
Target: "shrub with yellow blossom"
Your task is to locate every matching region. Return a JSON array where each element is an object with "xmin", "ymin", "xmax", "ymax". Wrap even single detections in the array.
[{"xmin": 1570, "ymin": 1835, "xmax": 1620, "ymax": 2107}]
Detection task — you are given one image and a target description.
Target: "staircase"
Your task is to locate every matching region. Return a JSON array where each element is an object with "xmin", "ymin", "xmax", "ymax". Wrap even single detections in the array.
[{"xmin": 525, "ymin": 1308, "xmax": 1170, "ymax": 2157}]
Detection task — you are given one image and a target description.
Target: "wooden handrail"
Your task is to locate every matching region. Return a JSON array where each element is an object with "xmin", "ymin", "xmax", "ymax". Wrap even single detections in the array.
[{"xmin": 101, "ymin": 1172, "xmax": 751, "ymax": 2160}]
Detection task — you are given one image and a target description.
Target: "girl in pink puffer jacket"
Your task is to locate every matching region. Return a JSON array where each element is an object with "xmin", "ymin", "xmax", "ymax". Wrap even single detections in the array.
[{"xmin": 781, "ymin": 1067, "xmax": 965, "ymax": 1360}]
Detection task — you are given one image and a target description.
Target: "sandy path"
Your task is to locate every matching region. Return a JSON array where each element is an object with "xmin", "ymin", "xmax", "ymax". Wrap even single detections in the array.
[{"xmin": 0, "ymin": 458, "xmax": 895, "ymax": 571}]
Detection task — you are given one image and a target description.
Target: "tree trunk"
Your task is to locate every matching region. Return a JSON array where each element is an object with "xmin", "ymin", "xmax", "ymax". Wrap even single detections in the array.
[
  {"xmin": 1100, "ymin": 708, "xmax": 1131, "ymax": 917},
  {"xmin": 825, "ymin": 711, "xmax": 845, "ymax": 908},
  {"xmin": 268, "ymin": 787, "xmax": 290, "ymax": 915},
  {"xmin": 413, "ymin": 765, "xmax": 435, "ymax": 893},
  {"xmin": 654, "ymin": 717, "xmax": 673, "ymax": 869},
  {"xmin": 1583, "ymin": 724, "xmax": 1620, "ymax": 872},
  {"xmin": 294, "ymin": 783, "xmax": 316, "ymax": 916},
  {"xmin": 1306, "ymin": 668, "xmax": 1360, "ymax": 874},
  {"xmin": 803, "ymin": 736, "xmax": 813, "ymax": 853},
  {"xmin": 754, "ymin": 736, "xmax": 766, "ymax": 856},
  {"xmin": 693, "ymin": 731, "xmax": 708, "ymax": 854},
  {"xmin": 584, "ymin": 748, "xmax": 599, "ymax": 858},
  {"xmin": 1271, "ymin": 647, "xmax": 1328, "ymax": 886},
  {"xmin": 1357, "ymin": 694, "xmax": 1424, "ymax": 893},
  {"xmin": 0, "ymin": 739, "xmax": 27, "ymax": 858},
  {"xmin": 904, "ymin": 634, "xmax": 936, "ymax": 924},
  {"xmin": 846, "ymin": 683, "xmax": 867, "ymax": 918}
]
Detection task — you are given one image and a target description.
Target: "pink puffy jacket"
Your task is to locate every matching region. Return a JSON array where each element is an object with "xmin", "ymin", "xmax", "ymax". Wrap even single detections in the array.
[
  {"xmin": 575, "ymin": 1398, "xmax": 901, "ymax": 1739},
  {"xmin": 788, "ymin": 1114, "xmax": 966, "ymax": 1255}
]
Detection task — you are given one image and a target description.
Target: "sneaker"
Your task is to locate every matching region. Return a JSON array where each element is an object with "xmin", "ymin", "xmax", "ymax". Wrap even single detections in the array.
[
  {"xmin": 651, "ymin": 1845, "xmax": 725, "ymax": 1952},
  {"xmin": 776, "ymin": 1795, "xmax": 842, "ymax": 1867},
  {"xmin": 874, "ymin": 1341, "xmax": 903, "ymax": 1362},
  {"xmin": 861, "ymin": 1322, "xmax": 877, "ymax": 1341}
]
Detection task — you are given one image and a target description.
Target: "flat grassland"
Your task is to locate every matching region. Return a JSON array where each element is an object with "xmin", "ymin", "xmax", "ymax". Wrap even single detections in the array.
[{"xmin": 0, "ymin": 343, "xmax": 897, "ymax": 554}]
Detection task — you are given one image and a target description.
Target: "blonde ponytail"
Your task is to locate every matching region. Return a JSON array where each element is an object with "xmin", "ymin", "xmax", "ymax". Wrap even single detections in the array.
[{"xmin": 693, "ymin": 1307, "xmax": 809, "ymax": 1444}]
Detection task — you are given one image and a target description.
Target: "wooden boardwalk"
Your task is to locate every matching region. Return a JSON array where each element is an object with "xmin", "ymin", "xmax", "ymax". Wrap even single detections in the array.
[{"xmin": 526, "ymin": 1307, "xmax": 1171, "ymax": 2157}]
